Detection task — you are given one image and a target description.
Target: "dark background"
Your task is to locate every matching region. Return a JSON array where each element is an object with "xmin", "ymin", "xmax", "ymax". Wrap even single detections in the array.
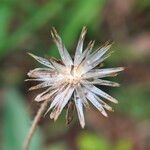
[{"xmin": 1, "ymin": 0, "xmax": 150, "ymax": 150}]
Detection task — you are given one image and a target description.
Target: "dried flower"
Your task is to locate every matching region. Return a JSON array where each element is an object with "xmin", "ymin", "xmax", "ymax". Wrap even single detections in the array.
[{"xmin": 26, "ymin": 27, "xmax": 124, "ymax": 128}]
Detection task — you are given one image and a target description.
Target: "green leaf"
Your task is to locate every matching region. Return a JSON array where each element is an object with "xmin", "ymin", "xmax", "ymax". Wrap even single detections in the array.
[
  {"xmin": 115, "ymin": 139, "xmax": 132, "ymax": 150},
  {"xmin": 3, "ymin": 88, "xmax": 42, "ymax": 150},
  {"xmin": 77, "ymin": 132, "xmax": 110, "ymax": 150}
]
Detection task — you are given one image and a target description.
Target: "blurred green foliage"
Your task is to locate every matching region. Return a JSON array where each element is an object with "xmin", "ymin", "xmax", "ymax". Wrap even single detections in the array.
[
  {"xmin": 0, "ymin": 6, "xmax": 12, "ymax": 43},
  {"xmin": 77, "ymin": 132, "xmax": 110, "ymax": 150},
  {"xmin": 114, "ymin": 85, "xmax": 150, "ymax": 119},
  {"xmin": 137, "ymin": 0, "xmax": 150, "ymax": 9},
  {"xmin": 0, "ymin": 0, "xmax": 69, "ymax": 57},
  {"xmin": 3, "ymin": 89, "xmax": 42, "ymax": 150},
  {"xmin": 115, "ymin": 139, "xmax": 132, "ymax": 150}
]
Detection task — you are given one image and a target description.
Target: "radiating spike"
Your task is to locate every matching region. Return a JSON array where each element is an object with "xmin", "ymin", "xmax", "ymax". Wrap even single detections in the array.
[
  {"xmin": 86, "ymin": 91, "xmax": 108, "ymax": 117},
  {"xmin": 50, "ymin": 86, "xmax": 74, "ymax": 121},
  {"xmin": 83, "ymin": 67, "xmax": 124, "ymax": 79},
  {"xmin": 51, "ymin": 27, "xmax": 73, "ymax": 66},
  {"xmin": 25, "ymin": 78, "xmax": 49, "ymax": 82},
  {"xmin": 74, "ymin": 94, "xmax": 85, "ymax": 128},
  {"xmin": 76, "ymin": 84, "xmax": 89, "ymax": 107},
  {"xmin": 44, "ymin": 83, "xmax": 68, "ymax": 116},
  {"xmin": 74, "ymin": 27, "xmax": 87, "ymax": 65},
  {"xmin": 80, "ymin": 51, "xmax": 114, "ymax": 74},
  {"xmin": 28, "ymin": 53, "xmax": 54, "ymax": 68},
  {"xmin": 28, "ymin": 76, "xmax": 63, "ymax": 90},
  {"xmin": 49, "ymin": 85, "xmax": 70, "ymax": 110},
  {"xmin": 84, "ymin": 84, "xmax": 118, "ymax": 103},
  {"xmin": 56, "ymin": 87, "xmax": 74, "ymax": 117},
  {"xmin": 86, "ymin": 41, "xmax": 113, "ymax": 62},
  {"xmin": 91, "ymin": 79, "xmax": 120, "ymax": 87},
  {"xmin": 75, "ymin": 41, "xmax": 95, "ymax": 66},
  {"xmin": 27, "ymin": 68, "xmax": 56, "ymax": 78},
  {"xmin": 44, "ymin": 84, "xmax": 67, "ymax": 116},
  {"xmin": 94, "ymin": 94, "xmax": 114, "ymax": 112},
  {"xmin": 29, "ymin": 81, "xmax": 53, "ymax": 90},
  {"xmin": 35, "ymin": 88, "xmax": 58, "ymax": 102},
  {"xmin": 84, "ymin": 40, "xmax": 95, "ymax": 58},
  {"xmin": 82, "ymin": 79, "xmax": 120, "ymax": 87}
]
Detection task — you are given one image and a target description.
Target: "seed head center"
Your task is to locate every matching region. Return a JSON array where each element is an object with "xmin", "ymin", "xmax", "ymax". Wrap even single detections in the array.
[{"xmin": 65, "ymin": 66, "xmax": 81, "ymax": 85}]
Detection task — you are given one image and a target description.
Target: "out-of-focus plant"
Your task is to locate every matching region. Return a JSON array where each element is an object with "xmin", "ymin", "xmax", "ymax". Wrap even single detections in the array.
[
  {"xmin": 0, "ymin": 0, "xmax": 69, "ymax": 58},
  {"xmin": 3, "ymin": 88, "xmax": 42, "ymax": 150},
  {"xmin": 77, "ymin": 132, "xmax": 110, "ymax": 150}
]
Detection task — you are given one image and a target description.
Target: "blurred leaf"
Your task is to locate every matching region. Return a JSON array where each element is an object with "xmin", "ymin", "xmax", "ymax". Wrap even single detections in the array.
[
  {"xmin": 3, "ymin": 88, "xmax": 42, "ymax": 150},
  {"xmin": 106, "ymin": 44, "xmax": 136, "ymax": 65},
  {"xmin": 77, "ymin": 132, "xmax": 110, "ymax": 150},
  {"xmin": 0, "ymin": 5, "xmax": 12, "ymax": 46},
  {"xmin": 113, "ymin": 85, "xmax": 150, "ymax": 118},
  {"xmin": 62, "ymin": 0, "xmax": 106, "ymax": 45},
  {"xmin": 137, "ymin": 0, "xmax": 150, "ymax": 9},
  {"xmin": 49, "ymin": 0, "xmax": 106, "ymax": 57},
  {"xmin": 115, "ymin": 139, "xmax": 132, "ymax": 150},
  {"xmin": 105, "ymin": 43, "xmax": 150, "ymax": 65},
  {"xmin": 0, "ymin": 0, "xmax": 69, "ymax": 58}
]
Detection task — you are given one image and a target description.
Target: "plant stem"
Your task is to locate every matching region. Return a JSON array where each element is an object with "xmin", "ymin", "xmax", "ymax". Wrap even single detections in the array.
[{"xmin": 23, "ymin": 100, "xmax": 49, "ymax": 150}]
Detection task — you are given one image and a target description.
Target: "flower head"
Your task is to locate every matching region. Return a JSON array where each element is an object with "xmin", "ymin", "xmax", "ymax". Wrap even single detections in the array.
[{"xmin": 27, "ymin": 27, "xmax": 124, "ymax": 128}]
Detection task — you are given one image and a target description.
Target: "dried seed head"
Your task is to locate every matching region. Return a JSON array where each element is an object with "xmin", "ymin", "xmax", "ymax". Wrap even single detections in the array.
[{"xmin": 27, "ymin": 27, "xmax": 124, "ymax": 128}]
